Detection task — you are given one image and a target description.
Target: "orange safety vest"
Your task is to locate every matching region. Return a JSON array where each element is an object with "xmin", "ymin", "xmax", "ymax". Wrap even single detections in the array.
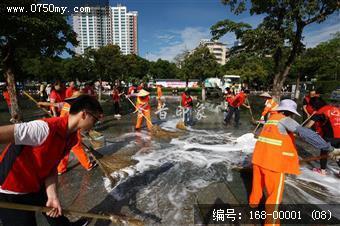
[
  {"xmin": 136, "ymin": 96, "xmax": 150, "ymax": 111},
  {"xmin": 261, "ymin": 98, "xmax": 278, "ymax": 116},
  {"xmin": 60, "ymin": 102, "xmax": 70, "ymax": 117},
  {"xmin": 157, "ymin": 86, "xmax": 162, "ymax": 98},
  {"xmin": 252, "ymin": 113, "xmax": 300, "ymax": 175}
]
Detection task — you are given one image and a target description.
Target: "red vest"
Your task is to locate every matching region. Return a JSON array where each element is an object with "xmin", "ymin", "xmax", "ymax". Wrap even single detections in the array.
[
  {"xmin": 230, "ymin": 92, "xmax": 246, "ymax": 108},
  {"xmin": 0, "ymin": 116, "xmax": 77, "ymax": 193},
  {"xmin": 317, "ymin": 105, "xmax": 340, "ymax": 138},
  {"xmin": 252, "ymin": 113, "xmax": 300, "ymax": 175},
  {"xmin": 181, "ymin": 93, "xmax": 193, "ymax": 108},
  {"xmin": 304, "ymin": 96, "xmax": 314, "ymax": 115}
]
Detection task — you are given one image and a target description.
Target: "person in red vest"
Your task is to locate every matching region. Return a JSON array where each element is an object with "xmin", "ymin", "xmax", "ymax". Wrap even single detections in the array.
[
  {"xmin": 3, "ymin": 86, "xmax": 18, "ymax": 123},
  {"xmin": 181, "ymin": 89, "xmax": 193, "ymax": 126},
  {"xmin": 224, "ymin": 88, "xmax": 250, "ymax": 127},
  {"xmin": 82, "ymin": 82, "xmax": 96, "ymax": 97},
  {"xmin": 137, "ymin": 82, "xmax": 145, "ymax": 91},
  {"xmin": 0, "ymin": 95, "xmax": 103, "ymax": 226},
  {"xmin": 302, "ymin": 90, "xmax": 318, "ymax": 120},
  {"xmin": 112, "ymin": 86, "xmax": 124, "ymax": 119},
  {"xmin": 307, "ymin": 97, "xmax": 340, "ymax": 175},
  {"xmin": 49, "ymin": 80, "xmax": 65, "ymax": 117},
  {"xmin": 250, "ymin": 99, "xmax": 340, "ymax": 226},
  {"xmin": 65, "ymin": 81, "xmax": 78, "ymax": 99}
]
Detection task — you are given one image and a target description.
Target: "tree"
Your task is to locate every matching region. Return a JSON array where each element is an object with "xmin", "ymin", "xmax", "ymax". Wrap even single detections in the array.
[
  {"xmin": 181, "ymin": 46, "xmax": 221, "ymax": 82},
  {"xmin": 149, "ymin": 59, "xmax": 178, "ymax": 79},
  {"xmin": 0, "ymin": 0, "xmax": 77, "ymax": 120},
  {"xmin": 122, "ymin": 54, "xmax": 150, "ymax": 81},
  {"xmin": 211, "ymin": 0, "xmax": 339, "ymax": 97}
]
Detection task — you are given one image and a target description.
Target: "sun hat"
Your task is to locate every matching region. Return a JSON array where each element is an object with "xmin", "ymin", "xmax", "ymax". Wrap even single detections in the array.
[
  {"xmin": 136, "ymin": 89, "xmax": 150, "ymax": 97},
  {"xmin": 260, "ymin": 92, "xmax": 272, "ymax": 98},
  {"xmin": 275, "ymin": 99, "xmax": 301, "ymax": 116}
]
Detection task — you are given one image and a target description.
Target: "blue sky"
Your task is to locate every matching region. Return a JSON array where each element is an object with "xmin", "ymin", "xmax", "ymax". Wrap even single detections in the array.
[{"xmin": 70, "ymin": 0, "xmax": 340, "ymax": 61}]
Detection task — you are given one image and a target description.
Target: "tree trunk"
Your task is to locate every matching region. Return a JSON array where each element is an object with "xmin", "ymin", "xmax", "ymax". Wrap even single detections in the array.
[
  {"xmin": 4, "ymin": 69, "xmax": 21, "ymax": 122},
  {"xmin": 2, "ymin": 42, "xmax": 22, "ymax": 122},
  {"xmin": 294, "ymin": 75, "xmax": 300, "ymax": 100},
  {"xmin": 98, "ymin": 78, "xmax": 102, "ymax": 101},
  {"xmin": 201, "ymin": 82, "xmax": 206, "ymax": 101}
]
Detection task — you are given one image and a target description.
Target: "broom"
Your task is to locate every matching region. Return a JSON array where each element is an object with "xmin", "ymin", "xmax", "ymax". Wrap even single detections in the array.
[{"xmin": 124, "ymin": 95, "xmax": 183, "ymax": 138}]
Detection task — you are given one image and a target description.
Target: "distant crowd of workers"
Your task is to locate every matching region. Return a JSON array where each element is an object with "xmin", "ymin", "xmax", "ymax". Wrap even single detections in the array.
[{"xmin": 0, "ymin": 80, "xmax": 339, "ymax": 226}]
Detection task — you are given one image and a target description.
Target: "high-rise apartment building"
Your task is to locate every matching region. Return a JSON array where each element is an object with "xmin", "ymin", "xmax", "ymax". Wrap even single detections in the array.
[
  {"xmin": 199, "ymin": 39, "xmax": 229, "ymax": 65},
  {"xmin": 73, "ymin": 6, "xmax": 112, "ymax": 55},
  {"xmin": 73, "ymin": 4, "xmax": 138, "ymax": 55}
]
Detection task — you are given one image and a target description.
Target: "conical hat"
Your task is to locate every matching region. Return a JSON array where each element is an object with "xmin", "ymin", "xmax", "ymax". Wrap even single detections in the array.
[
  {"xmin": 136, "ymin": 89, "xmax": 150, "ymax": 97},
  {"xmin": 260, "ymin": 92, "xmax": 272, "ymax": 98}
]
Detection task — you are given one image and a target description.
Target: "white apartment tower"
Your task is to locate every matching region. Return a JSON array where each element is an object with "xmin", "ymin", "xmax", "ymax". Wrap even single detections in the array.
[
  {"xmin": 199, "ymin": 39, "xmax": 229, "ymax": 65},
  {"xmin": 73, "ymin": 6, "xmax": 112, "ymax": 55},
  {"xmin": 112, "ymin": 5, "xmax": 138, "ymax": 55},
  {"xmin": 73, "ymin": 4, "xmax": 138, "ymax": 55}
]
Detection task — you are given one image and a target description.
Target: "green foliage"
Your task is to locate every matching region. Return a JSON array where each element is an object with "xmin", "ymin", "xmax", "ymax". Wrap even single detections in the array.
[
  {"xmin": 211, "ymin": 0, "xmax": 339, "ymax": 94},
  {"xmin": 314, "ymin": 80, "xmax": 340, "ymax": 94},
  {"xmin": 180, "ymin": 46, "xmax": 222, "ymax": 81},
  {"xmin": 149, "ymin": 59, "xmax": 178, "ymax": 79}
]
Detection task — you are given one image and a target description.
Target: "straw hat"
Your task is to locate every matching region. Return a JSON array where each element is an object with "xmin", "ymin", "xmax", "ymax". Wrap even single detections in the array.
[
  {"xmin": 136, "ymin": 89, "xmax": 150, "ymax": 97},
  {"xmin": 275, "ymin": 99, "xmax": 301, "ymax": 116},
  {"xmin": 260, "ymin": 92, "xmax": 272, "ymax": 98}
]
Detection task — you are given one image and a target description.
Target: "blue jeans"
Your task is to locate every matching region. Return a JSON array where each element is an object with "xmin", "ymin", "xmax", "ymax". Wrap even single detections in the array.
[{"xmin": 184, "ymin": 108, "xmax": 193, "ymax": 126}]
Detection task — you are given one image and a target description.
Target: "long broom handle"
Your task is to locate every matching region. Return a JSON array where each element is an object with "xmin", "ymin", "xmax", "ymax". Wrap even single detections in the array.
[
  {"xmin": 23, "ymin": 91, "xmax": 52, "ymax": 117},
  {"xmin": 0, "ymin": 201, "xmax": 143, "ymax": 225},
  {"xmin": 301, "ymin": 111, "xmax": 316, "ymax": 127},
  {"xmin": 246, "ymin": 98, "xmax": 256, "ymax": 122},
  {"xmin": 124, "ymin": 95, "xmax": 154, "ymax": 126}
]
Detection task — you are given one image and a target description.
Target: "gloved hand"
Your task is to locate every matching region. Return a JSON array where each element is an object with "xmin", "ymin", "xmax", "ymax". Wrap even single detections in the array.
[
  {"xmin": 329, "ymin": 148, "xmax": 340, "ymax": 160},
  {"xmin": 260, "ymin": 116, "xmax": 265, "ymax": 121}
]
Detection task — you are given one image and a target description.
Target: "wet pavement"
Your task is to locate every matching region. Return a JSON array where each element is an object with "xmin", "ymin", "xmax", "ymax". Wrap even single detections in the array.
[{"xmin": 0, "ymin": 94, "xmax": 340, "ymax": 226}]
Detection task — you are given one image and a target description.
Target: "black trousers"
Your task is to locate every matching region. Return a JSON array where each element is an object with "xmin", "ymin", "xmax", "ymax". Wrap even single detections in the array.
[
  {"xmin": 320, "ymin": 138, "xmax": 340, "ymax": 169},
  {"xmin": 113, "ymin": 102, "xmax": 120, "ymax": 115},
  {"xmin": 0, "ymin": 188, "xmax": 70, "ymax": 226},
  {"xmin": 224, "ymin": 106, "xmax": 240, "ymax": 126}
]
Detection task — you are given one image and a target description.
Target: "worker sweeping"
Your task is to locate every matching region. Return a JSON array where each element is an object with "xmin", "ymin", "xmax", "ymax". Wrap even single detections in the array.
[
  {"xmin": 156, "ymin": 84, "xmax": 163, "ymax": 110},
  {"xmin": 306, "ymin": 97, "xmax": 340, "ymax": 176},
  {"xmin": 0, "ymin": 95, "xmax": 103, "ymax": 226},
  {"xmin": 224, "ymin": 88, "xmax": 250, "ymax": 127},
  {"xmin": 259, "ymin": 92, "xmax": 278, "ymax": 121},
  {"xmin": 249, "ymin": 99, "xmax": 340, "ymax": 226},
  {"xmin": 57, "ymin": 92, "xmax": 98, "ymax": 175},
  {"xmin": 134, "ymin": 89, "xmax": 152, "ymax": 131},
  {"xmin": 181, "ymin": 89, "xmax": 193, "ymax": 126}
]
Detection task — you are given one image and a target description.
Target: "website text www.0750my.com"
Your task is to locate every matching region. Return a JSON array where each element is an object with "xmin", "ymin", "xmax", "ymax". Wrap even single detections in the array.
[{"xmin": 6, "ymin": 4, "xmax": 91, "ymax": 14}]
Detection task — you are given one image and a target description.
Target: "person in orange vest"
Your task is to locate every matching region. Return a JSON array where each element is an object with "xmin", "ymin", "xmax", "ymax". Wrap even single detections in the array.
[
  {"xmin": 156, "ymin": 84, "xmax": 163, "ymax": 110},
  {"xmin": 135, "ymin": 89, "xmax": 152, "ymax": 131},
  {"xmin": 302, "ymin": 90, "xmax": 318, "ymax": 120},
  {"xmin": 0, "ymin": 95, "xmax": 103, "ymax": 226},
  {"xmin": 224, "ymin": 88, "xmax": 250, "ymax": 127},
  {"xmin": 57, "ymin": 92, "xmax": 98, "ymax": 175},
  {"xmin": 249, "ymin": 99, "xmax": 340, "ymax": 226},
  {"xmin": 181, "ymin": 89, "xmax": 193, "ymax": 126},
  {"xmin": 259, "ymin": 92, "xmax": 278, "ymax": 121},
  {"xmin": 307, "ymin": 97, "xmax": 340, "ymax": 176}
]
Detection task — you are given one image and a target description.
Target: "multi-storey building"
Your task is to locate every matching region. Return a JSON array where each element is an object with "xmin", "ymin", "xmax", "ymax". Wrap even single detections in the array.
[
  {"xmin": 199, "ymin": 39, "xmax": 229, "ymax": 65},
  {"xmin": 73, "ymin": 4, "xmax": 138, "ymax": 55}
]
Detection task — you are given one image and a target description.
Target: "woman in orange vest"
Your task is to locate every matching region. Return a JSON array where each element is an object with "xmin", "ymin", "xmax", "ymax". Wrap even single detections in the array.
[
  {"xmin": 135, "ymin": 89, "xmax": 152, "ymax": 130},
  {"xmin": 259, "ymin": 92, "xmax": 278, "ymax": 121},
  {"xmin": 250, "ymin": 99, "xmax": 340, "ymax": 226},
  {"xmin": 156, "ymin": 84, "xmax": 163, "ymax": 110}
]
